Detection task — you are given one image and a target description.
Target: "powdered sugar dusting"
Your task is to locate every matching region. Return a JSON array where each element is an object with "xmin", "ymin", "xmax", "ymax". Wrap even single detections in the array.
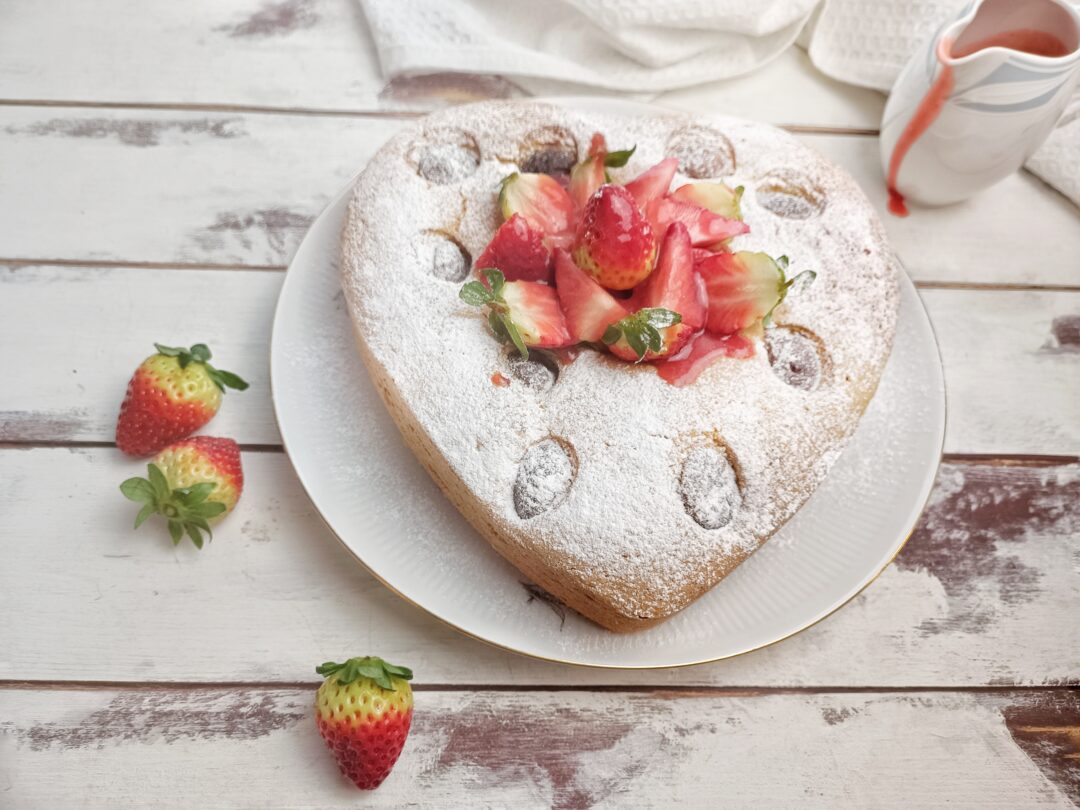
[
  {"xmin": 679, "ymin": 445, "xmax": 740, "ymax": 530},
  {"xmin": 340, "ymin": 101, "xmax": 898, "ymax": 623},
  {"xmin": 513, "ymin": 438, "xmax": 575, "ymax": 519},
  {"xmin": 764, "ymin": 326, "xmax": 826, "ymax": 391}
]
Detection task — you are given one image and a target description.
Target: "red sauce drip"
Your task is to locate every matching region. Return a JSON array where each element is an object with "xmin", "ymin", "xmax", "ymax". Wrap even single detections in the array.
[
  {"xmin": 885, "ymin": 30, "xmax": 1070, "ymax": 217},
  {"xmin": 656, "ymin": 331, "xmax": 755, "ymax": 387},
  {"xmin": 491, "ymin": 371, "xmax": 510, "ymax": 387},
  {"xmin": 886, "ymin": 38, "xmax": 955, "ymax": 218}
]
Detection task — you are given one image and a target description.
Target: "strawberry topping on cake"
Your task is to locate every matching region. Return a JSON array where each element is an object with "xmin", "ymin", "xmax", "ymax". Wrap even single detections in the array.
[{"xmin": 462, "ymin": 131, "xmax": 814, "ymax": 381}]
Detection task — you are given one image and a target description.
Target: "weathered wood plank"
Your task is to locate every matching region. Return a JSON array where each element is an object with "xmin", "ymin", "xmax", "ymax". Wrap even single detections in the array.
[
  {"xmin": 0, "ymin": 687, "xmax": 1076, "ymax": 807},
  {"xmin": 1, "ymin": 107, "xmax": 1078, "ymax": 284},
  {"xmin": 0, "ymin": 448, "xmax": 1075, "ymax": 686},
  {"xmin": 2, "ymin": 266, "xmax": 1077, "ymax": 455},
  {"xmin": 0, "ymin": 0, "xmax": 883, "ymax": 127}
]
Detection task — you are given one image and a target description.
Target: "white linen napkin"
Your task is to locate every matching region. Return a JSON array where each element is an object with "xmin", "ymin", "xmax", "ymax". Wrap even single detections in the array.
[
  {"xmin": 359, "ymin": 0, "xmax": 821, "ymax": 93},
  {"xmin": 358, "ymin": 0, "xmax": 1079, "ymax": 205}
]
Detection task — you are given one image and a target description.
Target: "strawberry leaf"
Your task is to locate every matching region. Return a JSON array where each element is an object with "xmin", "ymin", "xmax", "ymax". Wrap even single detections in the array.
[
  {"xmin": 459, "ymin": 281, "xmax": 494, "ymax": 307},
  {"xmin": 134, "ymin": 502, "xmax": 155, "ymax": 529},
  {"xmin": 316, "ymin": 656, "xmax": 414, "ymax": 688},
  {"xmin": 602, "ymin": 307, "xmax": 683, "ymax": 360},
  {"xmin": 498, "ymin": 314, "xmax": 529, "ymax": 359},
  {"xmin": 187, "ymin": 524, "xmax": 205, "ymax": 549},
  {"xmin": 641, "ymin": 308, "xmax": 682, "ymax": 329},
  {"xmin": 461, "ymin": 270, "xmax": 528, "ymax": 359},
  {"xmin": 182, "ymin": 482, "xmax": 217, "ymax": 505},
  {"xmin": 120, "ymin": 477, "xmax": 155, "ymax": 503},
  {"xmin": 604, "ymin": 146, "xmax": 636, "ymax": 168},
  {"xmin": 153, "ymin": 342, "xmax": 247, "ymax": 392},
  {"xmin": 482, "ymin": 267, "xmax": 506, "ymax": 295},
  {"xmin": 154, "ymin": 343, "xmax": 183, "ymax": 357},
  {"xmin": 120, "ymin": 465, "xmax": 228, "ymax": 549},
  {"xmin": 211, "ymin": 369, "xmax": 249, "ymax": 391},
  {"xmin": 785, "ymin": 268, "xmax": 817, "ymax": 294},
  {"xmin": 642, "ymin": 323, "xmax": 663, "ymax": 353},
  {"xmin": 190, "ymin": 343, "xmax": 212, "ymax": 362},
  {"xmin": 193, "ymin": 501, "xmax": 227, "ymax": 519},
  {"xmin": 147, "ymin": 464, "xmax": 171, "ymax": 501}
]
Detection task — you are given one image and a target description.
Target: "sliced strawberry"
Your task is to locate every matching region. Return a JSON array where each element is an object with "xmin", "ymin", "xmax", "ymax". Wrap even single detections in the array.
[
  {"xmin": 500, "ymin": 172, "xmax": 574, "ymax": 244},
  {"xmin": 604, "ymin": 306, "xmax": 686, "ymax": 364},
  {"xmin": 501, "ymin": 280, "xmax": 572, "ymax": 348},
  {"xmin": 588, "ymin": 133, "xmax": 608, "ymax": 159},
  {"xmin": 640, "ymin": 223, "xmax": 705, "ymax": 330},
  {"xmin": 671, "ymin": 182, "xmax": 744, "ymax": 221},
  {"xmin": 553, "ymin": 250, "xmax": 628, "ymax": 343},
  {"xmin": 476, "ymin": 213, "xmax": 552, "ymax": 283},
  {"xmin": 646, "ymin": 195, "xmax": 749, "ymax": 248},
  {"xmin": 573, "ymin": 185, "xmax": 656, "ymax": 290},
  {"xmin": 617, "ymin": 223, "xmax": 705, "ymax": 359},
  {"xmin": 569, "ymin": 155, "xmax": 605, "ymax": 212},
  {"xmin": 672, "ymin": 182, "xmax": 745, "ymax": 251},
  {"xmin": 692, "ymin": 247, "xmax": 723, "ymax": 266},
  {"xmin": 698, "ymin": 251, "xmax": 788, "ymax": 335},
  {"xmin": 656, "ymin": 331, "xmax": 755, "ymax": 387},
  {"xmin": 624, "ymin": 158, "xmax": 678, "ymax": 210}
]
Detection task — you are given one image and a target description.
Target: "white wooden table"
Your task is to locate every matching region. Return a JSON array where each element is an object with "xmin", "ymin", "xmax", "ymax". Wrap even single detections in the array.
[{"xmin": 1, "ymin": 2, "xmax": 1078, "ymax": 806}]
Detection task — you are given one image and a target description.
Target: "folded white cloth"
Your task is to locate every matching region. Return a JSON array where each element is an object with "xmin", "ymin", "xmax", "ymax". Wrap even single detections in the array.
[
  {"xmin": 360, "ymin": 0, "xmax": 820, "ymax": 93},
  {"xmin": 358, "ymin": 0, "xmax": 1079, "ymax": 205}
]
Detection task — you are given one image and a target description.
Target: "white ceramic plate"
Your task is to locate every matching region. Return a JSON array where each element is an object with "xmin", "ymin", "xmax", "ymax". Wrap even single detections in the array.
[{"xmin": 270, "ymin": 101, "xmax": 946, "ymax": 668}]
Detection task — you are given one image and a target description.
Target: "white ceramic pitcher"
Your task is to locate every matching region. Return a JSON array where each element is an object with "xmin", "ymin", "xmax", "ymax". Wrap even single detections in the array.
[{"xmin": 880, "ymin": 0, "xmax": 1080, "ymax": 215}]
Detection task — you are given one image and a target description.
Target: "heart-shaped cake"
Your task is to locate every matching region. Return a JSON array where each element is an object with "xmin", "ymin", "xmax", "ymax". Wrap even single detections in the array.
[{"xmin": 340, "ymin": 101, "xmax": 897, "ymax": 632}]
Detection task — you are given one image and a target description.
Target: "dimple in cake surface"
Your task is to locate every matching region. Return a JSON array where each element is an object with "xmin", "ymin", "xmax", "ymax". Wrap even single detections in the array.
[{"xmin": 340, "ymin": 101, "xmax": 898, "ymax": 632}]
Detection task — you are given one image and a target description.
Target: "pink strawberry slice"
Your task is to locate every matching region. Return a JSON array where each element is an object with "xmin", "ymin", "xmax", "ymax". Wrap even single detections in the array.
[
  {"xmin": 672, "ymin": 182, "xmax": 745, "ymax": 251},
  {"xmin": 646, "ymin": 195, "xmax": 749, "ymax": 248},
  {"xmin": 623, "ymin": 158, "xmax": 678, "ymax": 210},
  {"xmin": 553, "ymin": 249, "xmax": 628, "ymax": 343},
  {"xmin": 573, "ymin": 185, "xmax": 657, "ymax": 290},
  {"xmin": 656, "ymin": 331, "xmax": 755, "ymax": 387},
  {"xmin": 613, "ymin": 222, "xmax": 704, "ymax": 361},
  {"xmin": 588, "ymin": 133, "xmax": 608, "ymax": 158},
  {"xmin": 501, "ymin": 280, "xmax": 572, "ymax": 348},
  {"xmin": 698, "ymin": 251, "xmax": 788, "ymax": 335},
  {"xmin": 476, "ymin": 213, "xmax": 552, "ymax": 283},
  {"xmin": 568, "ymin": 155, "xmax": 605, "ymax": 213},
  {"xmin": 671, "ymin": 182, "xmax": 744, "ymax": 221},
  {"xmin": 500, "ymin": 172, "xmax": 574, "ymax": 246}
]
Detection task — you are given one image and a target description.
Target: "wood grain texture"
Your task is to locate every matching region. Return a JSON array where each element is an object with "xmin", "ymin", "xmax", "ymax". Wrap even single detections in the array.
[
  {"xmin": 2, "ymin": 107, "xmax": 1079, "ymax": 284},
  {"xmin": 2, "ymin": 266, "xmax": 1077, "ymax": 455},
  {"xmin": 1, "ymin": 686, "xmax": 1076, "ymax": 807},
  {"xmin": 0, "ymin": 0, "xmax": 883, "ymax": 127},
  {"xmin": 1, "ymin": 448, "xmax": 1075, "ymax": 686}
]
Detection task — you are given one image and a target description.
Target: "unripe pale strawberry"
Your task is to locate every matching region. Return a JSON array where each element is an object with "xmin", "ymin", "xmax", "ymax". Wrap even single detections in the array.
[
  {"xmin": 314, "ymin": 656, "xmax": 414, "ymax": 790},
  {"xmin": 119, "ymin": 436, "xmax": 244, "ymax": 549}
]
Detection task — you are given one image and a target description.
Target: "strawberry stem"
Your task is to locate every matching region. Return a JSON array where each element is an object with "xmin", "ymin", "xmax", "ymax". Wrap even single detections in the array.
[
  {"xmin": 120, "ymin": 464, "xmax": 227, "ymax": 549},
  {"xmin": 459, "ymin": 270, "xmax": 530, "ymax": 359},
  {"xmin": 153, "ymin": 342, "xmax": 249, "ymax": 393},
  {"xmin": 316, "ymin": 656, "xmax": 414, "ymax": 690}
]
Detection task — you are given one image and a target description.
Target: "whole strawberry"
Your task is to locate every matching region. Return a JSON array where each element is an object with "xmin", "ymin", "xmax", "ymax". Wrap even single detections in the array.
[
  {"xmin": 116, "ymin": 343, "xmax": 248, "ymax": 456},
  {"xmin": 315, "ymin": 656, "xmax": 414, "ymax": 790},
  {"xmin": 120, "ymin": 436, "xmax": 244, "ymax": 548},
  {"xmin": 573, "ymin": 185, "xmax": 656, "ymax": 290}
]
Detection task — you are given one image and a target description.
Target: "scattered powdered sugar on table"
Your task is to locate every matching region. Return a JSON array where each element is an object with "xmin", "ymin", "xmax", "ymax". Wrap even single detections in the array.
[{"xmin": 340, "ymin": 101, "xmax": 898, "ymax": 620}]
